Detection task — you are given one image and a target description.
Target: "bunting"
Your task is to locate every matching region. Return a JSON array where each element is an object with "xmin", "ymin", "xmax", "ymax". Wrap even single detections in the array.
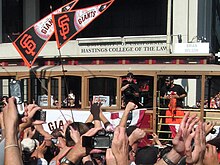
[
  {"xmin": 52, "ymin": 0, "xmax": 114, "ymax": 49},
  {"xmin": 13, "ymin": 0, "xmax": 79, "ymax": 68}
]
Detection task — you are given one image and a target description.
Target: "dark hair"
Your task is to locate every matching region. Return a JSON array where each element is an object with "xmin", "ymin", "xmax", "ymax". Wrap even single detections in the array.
[
  {"xmin": 126, "ymin": 125, "xmax": 137, "ymax": 136},
  {"xmin": 85, "ymin": 122, "xmax": 95, "ymax": 129},
  {"xmin": 51, "ymin": 128, "xmax": 63, "ymax": 138},
  {"xmin": 207, "ymin": 136, "xmax": 220, "ymax": 149},
  {"xmin": 135, "ymin": 146, "xmax": 159, "ymax": 165},
  {"xmin": 158, "ymin": 145, "xmax": 172, "ymax": 158},
  {"xmin": 127, "ymin": 72, "xmax": 134, "ymax": 78},
  {"xmin": 65, "ymin": 122, "xmax": 90, "ymax": 147}
]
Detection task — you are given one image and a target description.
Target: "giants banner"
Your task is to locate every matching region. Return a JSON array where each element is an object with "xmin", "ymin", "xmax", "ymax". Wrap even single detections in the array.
[
  {"xmin": 13, "ymin": 0, "xmax": 79, "ymax": 68},
  {"xmin": 52, "ymin": 0, "xmax": 114, "ymax": 49}
]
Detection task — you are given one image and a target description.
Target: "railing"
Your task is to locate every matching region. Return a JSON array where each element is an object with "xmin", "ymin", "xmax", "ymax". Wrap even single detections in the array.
[{"xmin": 157, "ymin": 107, "xmax": 220, "ymax": 141}]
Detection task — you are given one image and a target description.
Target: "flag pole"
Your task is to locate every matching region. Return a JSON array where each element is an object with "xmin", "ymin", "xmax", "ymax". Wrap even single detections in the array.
[{"xmin": 58, "ymin": 48, "xmax": 75, "ymax": 122}]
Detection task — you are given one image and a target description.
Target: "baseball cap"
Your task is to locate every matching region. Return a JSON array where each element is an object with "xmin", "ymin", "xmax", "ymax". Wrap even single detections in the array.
[
  {"xmin": 21, "ymin": 138, "xmax": 39, "ymax": 153},
  {"xmin": 165, "ymin": 76, "xmax": 174, "ymax": 81},
  {"xmin": 135, "ymin": 146, "xmax": 159, "ymax": 165}
]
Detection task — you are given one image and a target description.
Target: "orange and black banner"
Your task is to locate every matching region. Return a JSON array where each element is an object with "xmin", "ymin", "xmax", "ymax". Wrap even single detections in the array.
[
  {"xmin": 53, "ymin": 0, "xmax": 114, "ymax": 49},
  {"xmin": 13, "ymin": 0, "xmax": 79, "ymax": 68}
]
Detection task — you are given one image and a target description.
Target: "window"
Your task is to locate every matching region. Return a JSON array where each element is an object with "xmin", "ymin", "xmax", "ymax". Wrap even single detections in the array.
[
  {"xmin": 157, "ymin": 76, "xmax": 200, "ymax": 108},
  {"xmin": 21, "ymin": 79, "xmax": 29, "ymax": 103},
  {"xmin": 89, "ymin": 77, "xmax": 117, "ymax": 107},
  {"xmin": 51, "ymin": 78, "xmax": 59, "ymax": 107},
  {"xmin": 61, "ymin": 76, "xmax": 82, "ymax": 108},
  {"xmin": 121, "ymin": 75, "xmax": 153, "ymax": 108},
  {"xmin": 2, "ymin": 0, "xmax": 23, "ymax": 42},
  {"xmin": 31, "ymin": 78, "xmax": 49, "ymax": 106},
  {"xmin": 204, "ymin": 76, "xmax": 220, "ymax": 109}
]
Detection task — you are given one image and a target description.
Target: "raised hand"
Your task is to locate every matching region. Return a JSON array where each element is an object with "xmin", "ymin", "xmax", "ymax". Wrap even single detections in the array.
[
  {"xmin": 203, "ymin": 144, "xmax": 219, "ymax": 165},
  {"xmin": 185, "ymin": 121, "xmax": 206, "ymax": 165},
  {"xmin": 106, "ymin": 148, "xmax": 117, "ymax": 165},
  {"xmin": 111, "ymin": 126, "xmax": 129, "ymax": 165},
  {"xmin": 204, "ymin": 121, "xmax": 216, "ymax": 135}
]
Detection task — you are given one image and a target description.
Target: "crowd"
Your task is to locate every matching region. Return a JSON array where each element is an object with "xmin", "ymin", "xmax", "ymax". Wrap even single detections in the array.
[
  {"xmin": 0, "ymin": 97, "xmax": 219, "ymax": 165},
  {"xmin": 196, "ymin": 92, "xmax": 220, "ymax": 109},
  {"xmin": 0, "ymin": 73, "xmax": 220, "ymax": 165}
]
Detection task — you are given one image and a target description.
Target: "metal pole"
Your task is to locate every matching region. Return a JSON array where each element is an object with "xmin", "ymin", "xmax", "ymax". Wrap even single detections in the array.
[
  {"xmin": 200, "ymin": 74, "xmax": 205, "ymax": 121},
  {"xmin": 166, "ymin": 0, "xmax": 172, "ymax": 54}
]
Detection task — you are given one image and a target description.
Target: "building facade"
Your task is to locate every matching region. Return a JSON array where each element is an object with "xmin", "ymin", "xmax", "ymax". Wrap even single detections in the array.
[{"xmin": 0, "ymin": 0, "xmax": 219, "ymax": 115}]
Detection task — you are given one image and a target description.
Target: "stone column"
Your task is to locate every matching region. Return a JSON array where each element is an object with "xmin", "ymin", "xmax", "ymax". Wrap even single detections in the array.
[
  {"xmin": 0, "ymin": 0, "xmax": 2, "ymax": 43},
  {"xmin": 23, "ymin": 0, "xmax": 39, "ymax": 29}
]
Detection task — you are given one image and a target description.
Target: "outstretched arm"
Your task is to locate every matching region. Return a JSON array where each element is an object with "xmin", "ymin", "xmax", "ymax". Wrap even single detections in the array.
[
  {"xmin": 119, "ymin": 102, "xmax": 137, "ymax": 127},
  {"xmin": 3, "ymin": 97, "xmax": 22, "ymax": 165}
]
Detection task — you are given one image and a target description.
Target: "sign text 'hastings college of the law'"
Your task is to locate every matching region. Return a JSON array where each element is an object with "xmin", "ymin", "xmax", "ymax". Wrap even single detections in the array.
[{"xmin": 78, "ymin": 42, "xmax": 167, "ymax": 56}]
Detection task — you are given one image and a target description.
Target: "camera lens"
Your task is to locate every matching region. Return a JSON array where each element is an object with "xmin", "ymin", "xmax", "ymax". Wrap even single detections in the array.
[{"xmin": 210, "ymin": 128, "xmax": 216, "ymax": 134}]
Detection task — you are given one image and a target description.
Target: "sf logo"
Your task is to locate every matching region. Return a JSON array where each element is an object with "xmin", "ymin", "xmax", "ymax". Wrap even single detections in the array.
[
  {"xmin": 20, "ymin": 34, "xmax": 36, "ymax": 56},
  {"xmin": 58, "ymin": 14, "xmax": 70, "ymax": 40}
]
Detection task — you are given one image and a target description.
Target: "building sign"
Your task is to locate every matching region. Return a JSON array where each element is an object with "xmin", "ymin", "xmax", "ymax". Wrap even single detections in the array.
[
  {"xmin": 78, "ymin": 42, "xmax": 167, "ymax": 56},
  {"xmin": 173, "ymin": 43, "xmax": 209, "ymax": 54}
]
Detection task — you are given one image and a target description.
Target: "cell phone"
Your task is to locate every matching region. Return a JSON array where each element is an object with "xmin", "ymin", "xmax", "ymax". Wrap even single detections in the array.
[
  {"xmin": 38, "ymin": 134, "xmax": 45, "ymax": 143},
  {"xmin": 32, "ymin": 110, "xmax": 47, "ymax": 122},
  {"xmin": 148, "ymin": 135, "xmax": 153, "ymax": 139},
  {"xmin": 10, "ymin": 80, "xmax": 24, "ymax": 116}
]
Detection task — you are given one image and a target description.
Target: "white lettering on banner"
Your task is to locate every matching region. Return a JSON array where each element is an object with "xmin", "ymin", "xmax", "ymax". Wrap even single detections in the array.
[
  {"xmin": 78, "ymin": 42, "xmax": 167, "ymax": 55},
  {"xmin": 78, "ymin": 10, "xmax": 96, "ymax": 24}
]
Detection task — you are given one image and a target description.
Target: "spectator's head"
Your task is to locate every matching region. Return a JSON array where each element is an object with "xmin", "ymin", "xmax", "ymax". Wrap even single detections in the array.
[
  {"xmin": 135, "ymin": 146, "xmax": 159, "ymax": 165},
  {"xmin": 51, "ymin": 128, "xmax": 63, "ymax": 138},
  {"xmin": 126, "ymin": 125, "xmax": 138, "ymax": 136},
  {"xmin": 158, "ymin": 145, "xmax": 172, "ymax": 159},
  {"xmin": 21, "ymin": 138, "xmax": 39, "ymax": 154},
  {"xmin": 65, "ymin": 122, "xmax": 90, "ymax": 147},
  {"xmin": 85, "ymin": 122, "xmax": 95, "ymax": 129},
  {"xmin": 207, "ymin": 136, "xmax": 220, "ymax": 149},
  {"xmin": 126, "ymin": 72, "xmax": 134, "ymax": 82},
  {"xmin": 50, "ymin": 128, "xmax": 64, "ymax": 153},
  {"xmin": 21, "ymin": 138, "xmax": 39, "ymax": 163}
]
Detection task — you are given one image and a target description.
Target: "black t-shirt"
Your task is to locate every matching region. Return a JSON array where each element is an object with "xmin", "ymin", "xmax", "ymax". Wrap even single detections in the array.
[
  {"xmin": 160, "ymin": 84, "xmax": 187, "ymax": 107},
  {"xmin": 121, "ymin": 80, "xmax": 139, "ymax": 104}
]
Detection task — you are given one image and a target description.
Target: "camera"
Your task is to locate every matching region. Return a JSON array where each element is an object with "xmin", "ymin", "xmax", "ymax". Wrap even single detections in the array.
[
  {"xmin": 51, "ymin": 138, "xmax": 58, "ymax": 144},
  {"xmin": 10, "ymin": 80, "xmax": 47, "ymax": 121},
  {"xmin": 10, "ymin": 80, "xmax": 24, "ymax": 116},
  {"xmin": 82, "ymin": 129, "xmax": 114, "ymax": 149},
  {"xmin": 147, "ymin": 134, "xmax": 153, "ymax": 139},
  {"xmin": 38, "ymin": 134, "xmax": 45, "ymax": 143}
]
